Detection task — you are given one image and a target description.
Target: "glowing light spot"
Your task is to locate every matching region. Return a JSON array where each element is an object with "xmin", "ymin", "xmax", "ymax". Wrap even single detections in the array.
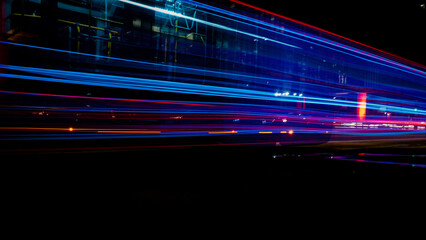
[
  {"xmin": 357, "ymin": 92, "xmax": 367, "ymax": 121},
  {"xmin": 288, "ymin": 130, "xmax": 294, "ymax": 135},
  {"xmin": 68, "ymin": 127, "xmax": 74, "ymax": 132}
]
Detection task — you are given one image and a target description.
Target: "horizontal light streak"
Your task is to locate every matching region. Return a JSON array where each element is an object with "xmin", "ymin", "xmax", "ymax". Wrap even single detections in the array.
[
  {"xmin": 1, "ymin": 0, "xmax": 426, "ymax": 149},
  {"xmin": 2, "ymin": 66, "xmax": 425, "ymax": 116},
  {"xmin": 0, "ymin": 127, "xmax": 74, "ymax": 131},
  {"xmin": 0, "ymin": 127, "xmax": 161, "ymax": 133},
  {"xmin": 3, "ymin": 129, "xmax": 425, "ymax": 141},
  {"xmin": 331, "ymin": 155, "xmax": 426, "ymax": 168},
  {"xmin": 97, "ymin": 130, "xmax": 161, "ymax": 133},
  {"xmin": 208, "ymin": 130, "xmax": 237, "ymax": 134},
  {"xmin": 2, "ymin": 40, "xmax": 424, "ymax": 103}
]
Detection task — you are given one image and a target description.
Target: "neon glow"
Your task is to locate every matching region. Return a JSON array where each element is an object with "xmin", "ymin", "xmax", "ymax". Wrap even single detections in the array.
[
  {"xmin": 1, "ymin": 0, "xmax": 425, "ymax": 155},
  {"xmin": 358, "ymin": 93, "xmax": 367, "ymax": 121}
]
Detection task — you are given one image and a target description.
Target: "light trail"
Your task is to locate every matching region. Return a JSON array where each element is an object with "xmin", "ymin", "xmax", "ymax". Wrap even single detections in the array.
[
  {"xmin": 229, "ymin": 0, "xmax": 426, "ymax": 71},
  {"xmin": 181, "ymin": 0, "xmax": 426, "ymax": 77},
  {"xmin": 2, "ymin": 65, "xmax": 425, "ymax": 116},
  {"xmin": 1, "ymin": 0, "xmax": 425, "ymax": 150},
  {"xmin": 119, "ymin": 0, "xmax": 300, "ymax": 49},
  {"xmin": 1, "ymin": 40, "xmax": 425, "ymax": 101}
]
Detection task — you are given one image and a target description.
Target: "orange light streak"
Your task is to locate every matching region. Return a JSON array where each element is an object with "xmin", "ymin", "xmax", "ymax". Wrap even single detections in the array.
[
  {"xmin": 97, "ymin": 130, "xmax": 161, "ymax": 133},
  {"xmin": 208, "ymin": 130, "xmax": 237, "ymax": 134}
]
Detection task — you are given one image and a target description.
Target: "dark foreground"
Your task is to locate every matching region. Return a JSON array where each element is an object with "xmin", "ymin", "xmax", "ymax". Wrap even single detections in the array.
[{"xmin": 3, "ymin": 136, "xmax": 426, "ymax": 226}]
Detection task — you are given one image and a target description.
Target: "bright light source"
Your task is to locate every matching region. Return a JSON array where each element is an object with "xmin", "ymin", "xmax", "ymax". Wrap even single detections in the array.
[
  {"xmin": 299, "ymin": 94, "xmax": 303, "ymax": 97},
  {"xmin": 68, "ymin": 127, "xmax": 74, "ymax": 132},
  {"xmin": 357, "ymin": 92, "xmax": 367, "ymax": 121},
  {"xmin": 288, "ymin": 130, "xmax": 294, "ymax": 135},
  {"xmin": 293, "ymin": 93, "xmax": 297, "ymax": 96}
]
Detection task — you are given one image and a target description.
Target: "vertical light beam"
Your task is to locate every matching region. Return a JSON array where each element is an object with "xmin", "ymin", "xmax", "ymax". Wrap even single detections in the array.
[{"xmin": 358, "ymin": 92, "xmax": 367, "ymax": 121}]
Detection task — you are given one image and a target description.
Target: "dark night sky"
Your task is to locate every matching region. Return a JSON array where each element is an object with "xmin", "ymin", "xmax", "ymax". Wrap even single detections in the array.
[{"xmin": 227, "ymin": 0, "xmax": 426, "ymax": 66}]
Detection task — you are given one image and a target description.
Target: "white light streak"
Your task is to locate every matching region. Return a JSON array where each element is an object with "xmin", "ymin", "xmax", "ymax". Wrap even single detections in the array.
[{"xmin": 119, "ymin": 0, "xmax": 300, "ymax": 49}]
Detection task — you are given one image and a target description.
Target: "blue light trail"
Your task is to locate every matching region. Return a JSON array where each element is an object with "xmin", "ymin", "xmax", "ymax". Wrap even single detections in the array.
[{"xmin": 1, "ymin": 0, "xmax": 426, "ymax": 151}]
